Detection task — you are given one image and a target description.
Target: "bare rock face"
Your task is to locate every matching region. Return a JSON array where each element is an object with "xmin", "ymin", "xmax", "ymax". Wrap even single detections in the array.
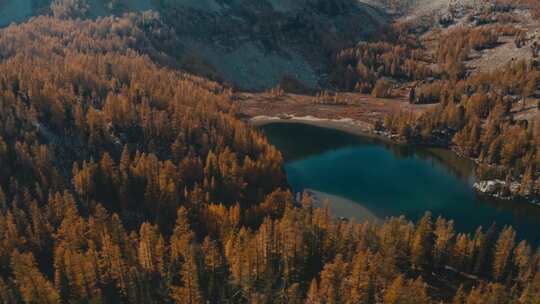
[
  {"xmin": 0, "ymin": 0, "xmax": 388, "ymax": 90},
  {"xmin": 149, "ymin": 0, "xmax": 388, "ymax": 90},
  {"xmin": 474, "ymin": 179, "xmax": 539, "ymax": 203},
  {"xmin": 474, "ymin": 180, "xmax": 507, "ymax": 196}
]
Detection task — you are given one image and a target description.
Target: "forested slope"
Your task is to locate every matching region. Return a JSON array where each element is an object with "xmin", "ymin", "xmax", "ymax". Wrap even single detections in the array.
[
  {"xmin": 0, "ymin": 0, "xmax": 388, "ymax": 90},
  {"xmin": 328, "ymin": 0, "xmax": 540, "ymax": 201},
  {"xmin": 0, "ymin": 14, "xmax": 540, "ymax": 304}
]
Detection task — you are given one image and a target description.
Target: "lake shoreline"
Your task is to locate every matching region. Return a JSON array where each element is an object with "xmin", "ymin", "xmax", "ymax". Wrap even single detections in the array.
[
  {"xmin": 251, "ymin": 116, "xmax": 540, "ymax": 206},
  {"xmin": 249, "ymin": 114, "xmax": 390, "ymax": 142},
  {"xmin": 303, "ymin": 189, "xmax": 381, "ymax": 224},
  {"xmin": 262, "ymin": 122, "xmax": 540, "ymax": 245}
]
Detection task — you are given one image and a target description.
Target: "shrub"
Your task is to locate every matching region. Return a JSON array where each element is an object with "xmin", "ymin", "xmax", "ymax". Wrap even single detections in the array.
[{"xmin": 371, "ymin": 79, "xmax": 392, "ymax": 98}]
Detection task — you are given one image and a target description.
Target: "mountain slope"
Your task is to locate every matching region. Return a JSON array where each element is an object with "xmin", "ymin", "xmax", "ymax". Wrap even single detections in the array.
[{"xmin": 0, "ymin": 0, "xmax": 388, "ymax": 90}]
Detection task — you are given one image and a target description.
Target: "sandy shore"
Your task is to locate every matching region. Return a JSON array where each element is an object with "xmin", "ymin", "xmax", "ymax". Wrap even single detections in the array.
[
  {"xmin": 305, "ymin": 189, "xmax": 380, "ymax": 224},
  {"xmin": 250, "ymin": 114, "xmax": 388, "ymax": 140}
]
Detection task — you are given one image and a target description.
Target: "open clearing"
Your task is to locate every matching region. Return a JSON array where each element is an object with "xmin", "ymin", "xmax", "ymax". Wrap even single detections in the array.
[{"xmin": 236, "ymin": 92, "xmax": 436, "ymax": 129}]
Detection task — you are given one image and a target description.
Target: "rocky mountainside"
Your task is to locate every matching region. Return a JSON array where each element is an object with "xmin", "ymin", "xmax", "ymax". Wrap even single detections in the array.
[{"xmin": 0, "ymin": 0, "xmax": 388, "ymax": 90}]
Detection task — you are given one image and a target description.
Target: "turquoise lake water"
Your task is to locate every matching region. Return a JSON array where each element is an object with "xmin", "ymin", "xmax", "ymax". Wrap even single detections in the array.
[{"xmin": 260, "ymin": 122, "xmax": 540, "ymax": 246}]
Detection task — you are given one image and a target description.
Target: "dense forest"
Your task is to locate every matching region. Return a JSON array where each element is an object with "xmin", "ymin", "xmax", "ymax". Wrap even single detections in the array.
[
  {"xmin": 330, "ymin": 0, "xmax": 540, "ymax": 200},
  {"xmin": 383, "ymin": 59, "xmax": 540, "ymax": 198},
  {"xmin": 2, "ymin": 5, "xmax": 540, "ymax": 304}
]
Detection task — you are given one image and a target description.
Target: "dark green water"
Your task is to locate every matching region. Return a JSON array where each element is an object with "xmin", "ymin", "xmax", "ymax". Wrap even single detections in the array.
[{"xmin": 260, "ymin": 122, "xmax": 540, "ymax": 246}]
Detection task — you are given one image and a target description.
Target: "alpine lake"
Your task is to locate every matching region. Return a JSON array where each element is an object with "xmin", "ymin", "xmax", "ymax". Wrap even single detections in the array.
[{"xmin": 260, "ymin": 122, "xmax": 540, "ymax": 246}]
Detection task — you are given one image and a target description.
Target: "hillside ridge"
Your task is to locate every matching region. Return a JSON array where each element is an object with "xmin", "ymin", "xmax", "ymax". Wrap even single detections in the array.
[{"xmin": 0, "ymin": 0, "xmax": 389, "ymax": 90}]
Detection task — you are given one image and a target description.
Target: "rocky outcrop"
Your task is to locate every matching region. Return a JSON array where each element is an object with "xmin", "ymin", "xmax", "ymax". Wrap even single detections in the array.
[
  {"xmin": 474, "ymin": 179, "xmax": 540, "ymax": 205},
  {"xmin": 474, "ymin": 180, "xmax": 511, "ymax": 197}
]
